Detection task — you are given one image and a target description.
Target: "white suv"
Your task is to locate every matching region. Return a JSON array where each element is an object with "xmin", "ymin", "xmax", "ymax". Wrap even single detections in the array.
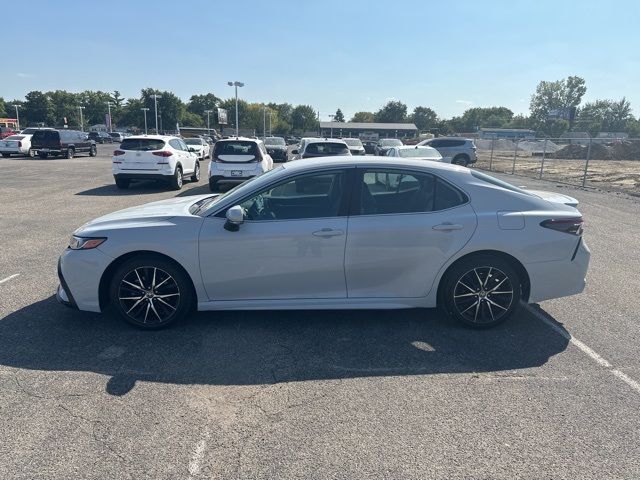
[
  {"xmin": 112, "ymin": 135, "xmax": 200, "ymax": 190},
  {"xmin": 209, "ymin": 137, "xmax": 273, "ymax": 191}
]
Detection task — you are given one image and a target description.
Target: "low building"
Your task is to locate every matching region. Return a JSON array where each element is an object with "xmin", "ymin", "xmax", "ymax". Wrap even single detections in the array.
[
  {"xmin": 319, "ymin": 122, "xmax": 418, "ymax": 139},
  {"xmin": 479, "ymin": 128, "xmax": 535, "ymax": 139}
]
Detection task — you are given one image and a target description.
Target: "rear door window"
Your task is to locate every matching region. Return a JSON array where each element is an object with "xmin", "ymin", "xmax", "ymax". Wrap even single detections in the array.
[{"xmin": 121, "ymin": 138, "xmax": 166, "ymax": 151}]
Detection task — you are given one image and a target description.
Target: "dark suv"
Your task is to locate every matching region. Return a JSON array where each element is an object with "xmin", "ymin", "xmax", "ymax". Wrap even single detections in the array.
[
  {"xmin": 89, "ymin": 131, "xmax": 112, "ymax": 144},
  {"xmin": 30, "ymin": 129, "xmax": 97, "ymax": 159}
]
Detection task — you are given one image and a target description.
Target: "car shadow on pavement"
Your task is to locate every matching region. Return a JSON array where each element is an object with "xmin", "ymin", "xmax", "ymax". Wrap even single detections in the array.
[
  {"xmin": 75, "ymin": 181, "xmax": 174, "ymax": 196},
  {"xmin": 0, "ymin": 296, "xmax": 569, "ymax": 396}
]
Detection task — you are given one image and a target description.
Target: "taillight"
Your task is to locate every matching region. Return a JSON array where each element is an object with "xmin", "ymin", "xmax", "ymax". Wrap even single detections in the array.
[
  {"xmin": 152, "ymin": 151, "xmax": 173, "ymax": 157},
  {"xmin": 18, "ymin": 141, "xmax": 22, "ymax": 148},
  {"xmin": 212, "ymin": 155, "xmax": 222, "ymax": 163},
  {"xmin": 252, "ymin": 149, "xmax": 262, "ymax": 163},
  {"xmin": 540, "ymin": 217, "xmax": 583, "ymax": 236},
  {"xmin": 114, "ymin": 150, "xmax": 125, "ymax": 156}
]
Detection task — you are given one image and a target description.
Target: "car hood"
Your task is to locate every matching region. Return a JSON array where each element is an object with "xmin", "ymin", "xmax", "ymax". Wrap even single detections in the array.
[
  {"xmin": 74, "ymin": 194, "xmax": 216, "ymax": 234},
  {"xmin": 528, "ymin": 189, "xmax": 579, "ymax": 207}
]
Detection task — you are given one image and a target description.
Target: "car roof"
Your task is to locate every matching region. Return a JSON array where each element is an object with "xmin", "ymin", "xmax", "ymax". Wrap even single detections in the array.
[
  {"xmin": 428, "ymin": 136, "xmax": 472, "ymax": 141},
  {"xmin": 307, "ymin": 139, "xmax": 348, "ymax": 144},
  {"xmin": 281, "ymin": 155, "xmax": 467, "ymax": 173},
  {"xmin": 125, "ymin": 134, "xmax": 177, "ymax": 140},
  {"xmin": 217, "ymin": 136, "xmax": 261, "ymax": 143},
  {"xmin": 396, "ymin": 145, "xmax": 438, "ymax": 150}
]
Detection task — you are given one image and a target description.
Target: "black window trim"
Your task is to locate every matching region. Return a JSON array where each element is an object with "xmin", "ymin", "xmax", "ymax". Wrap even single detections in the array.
[{"xmin": 348, "ymin": 166, "xmax": 470, "ymax": 217}]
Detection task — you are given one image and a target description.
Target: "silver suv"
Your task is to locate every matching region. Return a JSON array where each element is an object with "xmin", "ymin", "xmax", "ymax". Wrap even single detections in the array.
[{"xmin": 417, "ymin": 137, "xmax": 477, "ymax": 166}]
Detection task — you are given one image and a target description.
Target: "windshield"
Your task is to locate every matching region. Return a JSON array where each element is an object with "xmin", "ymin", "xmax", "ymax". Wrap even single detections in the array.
[
  {"xmin": 120, "ymin": 138, "xmax": 165, "ymax": 151},
  {"xmin": 343, "ymin": 139, "xmax": 363, "ymax": 147},
  {"xmin": 380, "ymin": 139, "xmax": 403, "ymax": 146},
  {"xmin": 264, "ymin": 137, "xmax": 285, "ymax": 146},
  {"xmin": 20, "ymin": 128, "xmax": 38, "ymax": 134},
  {"xmin": 398, "ymin": 147, "xmax": 441, "ymax": 159},
  {"xmin": 191, "ymin": 166, "xmax": 285, "ymax": 216},
  {"xmin": 184, "ymin": 138, "xmax": 201, "ymax": 145}
]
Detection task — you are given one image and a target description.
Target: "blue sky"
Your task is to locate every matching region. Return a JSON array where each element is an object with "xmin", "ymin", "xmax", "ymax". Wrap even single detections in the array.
[{"xmin": 3, "ymin": 0, "xmax": 639, "ymax": 119}]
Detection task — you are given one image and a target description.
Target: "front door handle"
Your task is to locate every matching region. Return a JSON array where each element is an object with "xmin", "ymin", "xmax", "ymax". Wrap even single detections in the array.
[
  {"xmin": 313, "ymin": 228, "xmax": 344, "ymax": 238},
  {"xmin": 432, "ymin": 223, "xmax": 464, "ymax": 231}
]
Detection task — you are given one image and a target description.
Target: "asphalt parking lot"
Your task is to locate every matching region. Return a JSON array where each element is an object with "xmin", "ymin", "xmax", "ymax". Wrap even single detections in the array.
[{"xmin": 1, "ymin": 144, "xmax": 639, "ymax": 479}]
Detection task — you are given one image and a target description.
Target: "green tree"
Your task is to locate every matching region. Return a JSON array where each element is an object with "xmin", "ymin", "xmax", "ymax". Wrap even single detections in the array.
[
  {"xmin": 49, "ymin": 90, "xmax": 81, "ymax": 127},
  {"xmin": 0, "ymin": 98, "xmax": 6, "ymax": 117},
  {"xmin": 23, "ymin": 91, "xmax": 54, "ymax": 126},
  {"xmin": 374, "ymin": 101, "xmax": 407, "ymax": 123},
  {"xmin": 141, "ymin": 88, "xmax": 186, "ymax": 133},
  {"xmin": 350, "ymin": 111, "xmax": 374, "ymax": 123},
  {"xmin": 334, "ymin": 108, "xmax": 345, "ymax": 122},
  {"xmin": 529, "ymin": 75, "xmax": 586, "ymax": 131},
  {"xmin": 219, "ymin": 98, "xmax": 249, "ymax": 131},
  {"xmin": 411, "ymin": 106, "xmax": 438, "ymax": 132},
  {"xmin": 112, "ymin": 90, "xmax": 125, "ymax": 109},
  {"xmin": 291, "ymin": 105, "xmax": 318, "ymax": 133},
  {"xmin": 119, "ymin": 98, "xmax": 144, "ymax": 130},
  {"xmin": 576, "ymin": 97, "xmax": 634, "ymax": 135},
  {"xmin": 187, "ymin": 93, "xmax": 220, "ymax": 119}
]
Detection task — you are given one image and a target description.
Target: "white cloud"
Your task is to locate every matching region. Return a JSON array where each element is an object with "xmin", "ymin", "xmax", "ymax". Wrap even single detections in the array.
[
  {"xmin": 17, "ymin": 72, "xmax": 33, "ymax": 78},
  {"xmin": 455, "ymin": 99, "xmax": 474, "ymax": 106}
]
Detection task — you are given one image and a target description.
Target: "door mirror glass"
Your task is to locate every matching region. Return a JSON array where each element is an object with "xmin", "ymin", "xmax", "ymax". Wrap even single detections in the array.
[
  {"xmin": 224, "ymin": 205, "xmax": 245, "ymax": 231},
  {"xmin": 291, "ymin": 149, "xmax": 299, "ymax": 155},
  {"xmin": 188, "ymin": 147, "xmax": 196, "ymax": 153}
]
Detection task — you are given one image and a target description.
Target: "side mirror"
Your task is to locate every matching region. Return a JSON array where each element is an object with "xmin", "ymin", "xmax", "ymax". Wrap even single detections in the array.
[
  {"xmin": 224, "ymin": 205, "xmax": 245, "ymax": 232},
  {"xmin": 291, "ymin": 149, "xmax": 299, "ymax": 155},
  {"xmin": 188, "ymin": 147, "xmax": 196, "ymax": 153}
]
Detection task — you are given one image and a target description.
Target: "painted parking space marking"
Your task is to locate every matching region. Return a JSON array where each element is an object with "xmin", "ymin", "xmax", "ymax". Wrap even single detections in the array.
[{"xmin": 0, "ymin": 274, "xmax": 20, "ymax": 285}]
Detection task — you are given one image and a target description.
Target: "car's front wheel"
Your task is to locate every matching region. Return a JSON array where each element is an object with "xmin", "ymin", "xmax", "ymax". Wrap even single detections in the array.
[
  {"xmin": 191, "ymin": 161, "xmax": 200, "ymax": 182},
  {"xmin": 109, "ymin": 255, "xmax": 194, "ymax": 329},
  {"xmin": 89, "ymin": 145, "xmax": 97, "ymax": 157},
  {"xmin": 452, "ymin": 155, "xmax": 469, "ymax": 167},
  {"xmin": 442, "ymin": 255, "xmax": 521, "ymax": 328}
]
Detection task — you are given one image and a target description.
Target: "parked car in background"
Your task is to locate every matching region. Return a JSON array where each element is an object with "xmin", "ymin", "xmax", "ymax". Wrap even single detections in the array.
[
  {"xmin": 342, "ymin": 138, "xmax": 366, "ymax": 155},
  {"xmin": 264, "ymin": 136, "xmax": 288, "ymax": 162},
  {"xmin": 417, "ymin": 137, "xmax": 477, "ymax": 166},
  {"xmin": 88, "ymin": 131, "xmax": 112, "ymax": 144},
  {"xmin": 385, "ymin": 145, "xmax": 443, "ymax": 162},
  {"xmin": 56, "ymin": 156, "xmax": 590, "ymax": 330},
  {"xmin": 112, "ymin": 135, "xmax": 200, "ymax": 190},
  {"xmin": 0, "ymin": 126, "xmax": 17, "ymax": 139},
  {"xmin": 290, "ymin": 139, "xmax": 351, "ymax": 160},
  {"xmin": 110, "ymin": 132, "xmax": 125, "ymax": 143},
  {"xmin": 184, "ymin": 137, "xmax": 211, "ymax": 160},
  {"xmin": 209, "ymin": 137, "xmax": 274, "ymax": 191},
  {"xmin": 285, "ymin": 136, "xmax": 299, "ymax": 145},
  {"xmin": 362, "ymin": 140, "xmax": 377, "ymax": 154},
  {"xmin": 30, "ymin": 129, "xmax": 97, "ymax": 159},
  {"xmin": 374, "ymin": 138, "xmax": 403, "ymax": 156},
  {"xmin": 0, "ymin": 135, "xmax": 31, "ymax": 157}
]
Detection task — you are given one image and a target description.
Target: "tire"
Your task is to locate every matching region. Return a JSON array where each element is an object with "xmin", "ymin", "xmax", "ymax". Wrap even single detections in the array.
[
  {"xmin": 441, "ymin": 255, "xmax": 521, "ymax": 328},
  {"xmin": 115, "ymin": 178, "xmax": 130, "ymax": 189},
  {"xmin": 1, "ymin": 153, "xmax": 9, "ymax": 158},
  {"xmin": 191, "ymin": 161, "xmax": 200, "ymax": 182},
  {"xmin": 65, "ymin": 147, "xmax": 75, "ymax": 159},
  {"xmin": 38, "ymin": 152, "xmax": 49, "ymax": 159},
  {"xmin": 89, "ymin": 144, "xmax": 97, "ymax": 157},
  {"xmin": 170, "ymin": 166, "xmax": 183, "ymax": 190},
  {"xmin": 209, "ymin": 177, "xmax": 218, "ymax": 192},
  {"xmin": 108, "ymin": 255, "xmax": 194, "ymax": 329},
  {"xmin": 452, "ymin": 155, "xmax": 469, "ymax": 167}
]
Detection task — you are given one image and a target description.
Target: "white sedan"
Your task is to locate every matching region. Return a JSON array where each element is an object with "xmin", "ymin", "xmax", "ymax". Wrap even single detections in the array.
[
  {"xmin": 57, "ymin": 157, "xmax": 589, "ymax": 329},
  {"xmin": 0, "ymin": 134, "xmax": 31, "ymax": 157},
  {"xmin": 184, "ymin": 137, "xmax": 210, "ymax": 160},
  {"xmin": 386, "ymin": 145, "xmax": 443, "ymax": 162}
]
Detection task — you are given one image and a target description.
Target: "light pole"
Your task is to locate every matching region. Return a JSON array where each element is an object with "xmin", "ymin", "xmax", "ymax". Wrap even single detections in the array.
[
  {"xmin": 227, "ymin": 81, "xmax": 244, "ymax": 137},
  {"xmin": 328, "ymin": 114, "xmax": 335, "ymax": 138},
  {"xmin": 204, "ymin": 109, "xmax": 213, "ymax": 134},
  {"xmin": 151, "ymin": 94, "xmax": 162, "ymax": 134},
  {"xmin": 77, "ymin": 106, "xmax": 85, "ymax": 131},
  {"xmin": 141, "ymin": 108, "xmax": 149, "ymax": 134},
  {"xmin": 263, "ymin": 105, "xmax": 266, "ymax": 140},
  {"xmin": 268, "ymin": 111, "xmax": 272, "ymax": 136},
  {"xmin": 12, "ymin": 105, "xmax": 20, "ymax": 131},
  {"xmin": 105, "ymin": 102, "xmax": 114, "ymax": 132}
]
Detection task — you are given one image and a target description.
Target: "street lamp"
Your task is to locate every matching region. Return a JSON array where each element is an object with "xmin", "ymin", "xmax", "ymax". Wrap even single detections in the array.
[
  {"xmin": 268, "ymin": 111, "xmax": 272, "ymax": 136},
  {"xmin": 227, "ymin": 81, "xmax": 244, "ymax": 137},
  {"xmin": 328, "ymin": 114, "xmax": 335, "ymax": 138},
  {"xmin": 12, "ymin": 105, "xmax": 20, "ymax": 131},
  {"xmin": 141, "ymin": 108, "xmax": 149, "ymax": 134},
  {"xmin": 262, "ymin": 105, "xmax": 267, "ymax": 140},
  {"xmin": 77, "ymin": 106, "xmax": 85, "ymax": 131},
  {"xmin": 151, "ymin": 94, "xmax": 162, "ymax": 134},
  {"xmin": 105, "ymin": 102, "xmax": 114, "ymax": 133},
  {"xmin": 204, "ymin": 109, "xmax": 213, "ymax": 134}
]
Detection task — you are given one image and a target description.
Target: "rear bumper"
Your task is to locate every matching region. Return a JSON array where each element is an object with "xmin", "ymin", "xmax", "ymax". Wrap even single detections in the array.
[
  {"xmin": 526, "ymin": 238, "xmax": 590, "ymax": 303},
  {"xmin": 114, "ymin": 172, "xmax": 171, "ymax": 181}
]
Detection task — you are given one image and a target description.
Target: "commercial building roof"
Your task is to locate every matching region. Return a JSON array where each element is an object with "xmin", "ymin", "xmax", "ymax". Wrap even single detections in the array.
[{"xmin": 320, "ymin": 122, "xmax": 418, "ymax": 131}]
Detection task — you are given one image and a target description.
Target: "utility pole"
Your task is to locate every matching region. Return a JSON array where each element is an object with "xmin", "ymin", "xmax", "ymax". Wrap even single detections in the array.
[
  {"xmin": 263, "ymin": 105, "xmax": 266, "ymax": 140},
  {"xmin": 77, "ymin": 106, "xmax": 85, "ymax": 131},
  {"xmin": 227, "ymin": 81, "xmax": 244, "ymax": 137},
  {"xmin": 12, "ymin": 104, "xmax": 20, "ymax": 131},
  {"xmin": 268, "ymin": 111, "xmax": 272, "ymax": 136},
  {"xmin": 151, "ymin": 94, "xmax": 162, "ymax": 134},
  {"xmin": 141, "ymin": 108, "xmax": 149, "ymax": 134},
  {"xmin": 204, "ymin": 109, "xmax": 213, "ymax": 135},
  {"xmin": 105, "ymin": 102, "xmax": 114, "ymax": 132}
]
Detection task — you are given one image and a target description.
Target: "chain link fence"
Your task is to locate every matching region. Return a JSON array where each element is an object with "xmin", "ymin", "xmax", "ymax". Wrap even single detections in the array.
[{"xmin": 474, "ymin": 136, "xmax": 640, "ymax": 195}]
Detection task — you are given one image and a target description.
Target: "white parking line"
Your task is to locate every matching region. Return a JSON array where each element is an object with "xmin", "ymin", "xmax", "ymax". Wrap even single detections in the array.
[
  {"xmin": 187, "ymin": 434, "xmax": 209, "ymax": 479},
  {"xmin": 0, "ymin": 274, "xmax": 20, "ymax": 285},
  {"xmin": 524, "ymin": 303, "xmax": 640, "ymax": 394}
]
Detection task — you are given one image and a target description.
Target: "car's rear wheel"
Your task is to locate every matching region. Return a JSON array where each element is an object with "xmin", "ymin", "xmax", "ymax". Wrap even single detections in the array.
[
  {"xmin": 89, "ymin": 145, "xmax": 97, "ymax": 157},
  {"xmin": 170, "ymin": 166, "xmax": 183, "ymax": 190},
  {"xmin": 109, "ymin": 255, "xmax": 193, "ymax": 329},
  {"xmin": 442, "ymin": 255, "xmax": 521, "ymax": 328},
  {"xmin": 115, "ymin": 178, "xmax": 130, "ymax": 189},
  {"xmin": 452, "ymin": 155, "xmax": 469, "ymax": 167},
  {"xmin": 191, "ymin": 161, "xmax": 200, "ymax": 182}
]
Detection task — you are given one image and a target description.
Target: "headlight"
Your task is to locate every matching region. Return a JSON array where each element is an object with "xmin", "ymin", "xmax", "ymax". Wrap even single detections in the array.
[{"xmin": 69, "ymin": 235, "xmax": 107, "ymax": 250}]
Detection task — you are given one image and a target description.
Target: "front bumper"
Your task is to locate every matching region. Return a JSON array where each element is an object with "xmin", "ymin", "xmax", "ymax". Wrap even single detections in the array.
[{"xmin": 56, "ymin": 247, "xmax": 113, "ymax": 312}]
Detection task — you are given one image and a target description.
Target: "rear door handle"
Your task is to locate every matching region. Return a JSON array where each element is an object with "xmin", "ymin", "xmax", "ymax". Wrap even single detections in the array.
[
  {"xmin": 432, "ymin": 223, "xmax": 464, "ymax": 231},
  {"xmin": 313, "ymin": 228, "xmax": 344, "ymax": 238}
]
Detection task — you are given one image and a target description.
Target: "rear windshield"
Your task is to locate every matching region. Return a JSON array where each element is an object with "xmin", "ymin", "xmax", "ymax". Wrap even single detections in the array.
[
  {"xmin": 343, "ymin": 139, "xmax": 363, "ymax": 147},
  {"xmin": 32, "ymin": 130, "xmax": 59, "ymax": 141},
  {"xmin": 398, "ymin": 147, "xmax": 441, "ymax": 159},
  {"xmin": 264, "ymin": 137, "xmax": 285, "ymax": 146},
  {"xmin": 110, "ymin": 133, "xmax": 121, "ymax": 137},
  {"xmin": 214, "ymin": 141, "xmax": 258, "ymax": 156},
  {"xmin": 380, "ymin": 139, "xmax": 403, "ymax": 146},
  {"xmin": 470, "ymin": 170, "xmax": 532, "ymax": 195},
  {"xmin": 184, "ymin": 138, "xmax": 201, "ymax": 145},
  {"xmin": 5, "ymin": 135, "xmax": 24, "ymax": 141},
  {"xmin": 120, "ymin": 138, "xmax": 165, "ymax": 151},
  {"xmin": 305, "ymin": 142, "xmax": 349, "ymax": 155}
]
